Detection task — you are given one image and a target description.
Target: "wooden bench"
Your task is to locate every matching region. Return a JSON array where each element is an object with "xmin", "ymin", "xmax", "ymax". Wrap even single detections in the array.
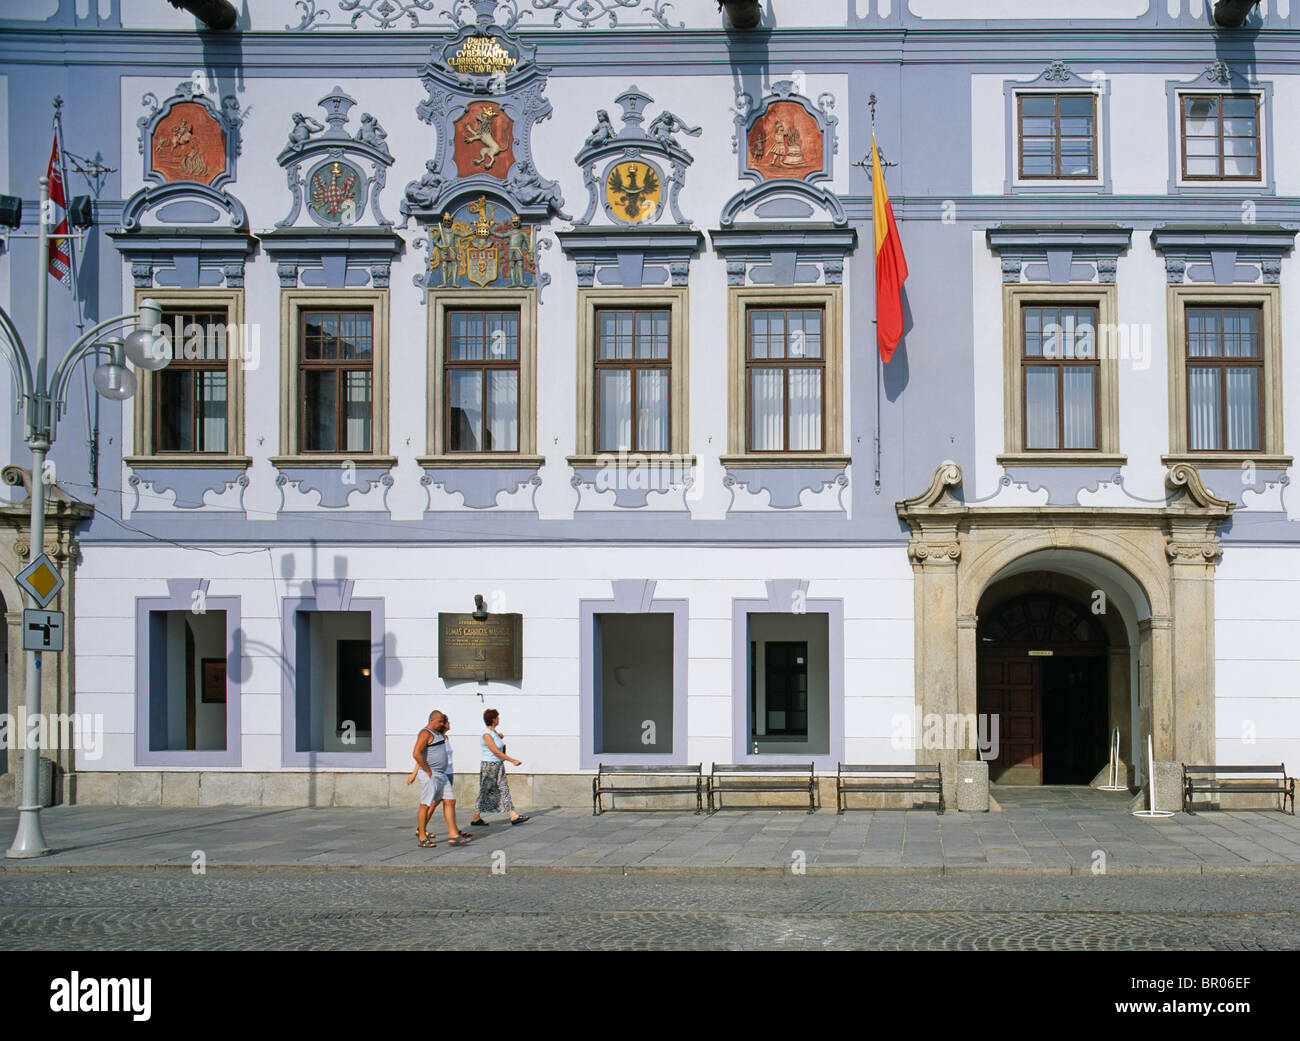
[
  {"xmin": 592, "ymin": 764, "xmax": 704, "ymax": 816},
  {"xmin": 1182, "ymin": 763, "xmax": 1295, "ymax": 815},
  {"xmin": 707, "ymin": 763, "xmax": 817, "ymax": 813},
  {"xmin": 835, "ymin": 763, "xmax": 944, "ymax": 814}
]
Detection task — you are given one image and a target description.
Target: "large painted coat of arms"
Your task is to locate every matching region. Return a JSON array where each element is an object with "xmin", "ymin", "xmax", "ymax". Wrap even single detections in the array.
[{"xmin": 423, "ymin": 194, "xmax": 540, "ymax": 289}]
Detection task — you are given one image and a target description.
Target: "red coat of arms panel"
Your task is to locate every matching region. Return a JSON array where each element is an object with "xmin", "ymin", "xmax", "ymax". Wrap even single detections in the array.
[{"xmin": 151, "ymin": 101, "xmax": 228, "ymax": 186}]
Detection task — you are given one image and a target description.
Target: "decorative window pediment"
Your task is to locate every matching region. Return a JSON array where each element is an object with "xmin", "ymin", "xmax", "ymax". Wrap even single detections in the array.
[
  {"xmin": 1151, "ymin": 224, "xmax": 1295, "ymax": 285},
  {"xmin": 987, "ymin": 225, "xmax": 1132, "ymax": 285}
]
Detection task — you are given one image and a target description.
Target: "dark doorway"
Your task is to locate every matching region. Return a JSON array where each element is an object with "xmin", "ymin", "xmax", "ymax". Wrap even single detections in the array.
[
  {"xmin": 976, "ymin": 593, "xmax": 1109, "ymax": 786},
  {"xmin": 1041, "ymin": 656, "xmax": 1108, "ymax": 784}
]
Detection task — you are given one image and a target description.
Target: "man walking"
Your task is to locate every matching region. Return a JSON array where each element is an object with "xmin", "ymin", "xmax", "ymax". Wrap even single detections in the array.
[{"xmin": 412, "ymin": 710, "xmax": 472, "ymax": 847}]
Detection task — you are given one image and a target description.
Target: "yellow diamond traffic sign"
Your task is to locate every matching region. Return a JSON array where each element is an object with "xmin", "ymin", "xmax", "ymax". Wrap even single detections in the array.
[{"xmin": 16, "ymin": 553, "xmax": 63, "ymax": 608}]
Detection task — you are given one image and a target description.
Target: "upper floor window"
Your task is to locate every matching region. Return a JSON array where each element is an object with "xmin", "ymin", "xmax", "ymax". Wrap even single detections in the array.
[
  {"xmin": 1021, "ymin": 304, "xmax": 1099, "ymax": 451},
  {"xmin": 1185, "ymin": 305, "xmax": 1262, "ymax": 452},
  {"xmin": 1018, "ymin": 94, "xmax": 1097, "ymax": 180},
  {"xmin": 299, "ymin": 308, "xmax": 373, "ymax": 453},
  {"xmin": 445, "ymin": 308, "xmax": 520, "ymax": 453},
  {"xmin": 747, "ymin": 307, "xmax": 824, "ymax": 453},
  {"xmin": 1181, "ymin": 94, "xmax": 1259, "ymax": 180},
  {"xmin": 595, "ymin": 308, "xmax": 670, "ymax": 454},
  {"xmin": 155, "ymin": 309, "xmax": 228, "ymax": 454}
]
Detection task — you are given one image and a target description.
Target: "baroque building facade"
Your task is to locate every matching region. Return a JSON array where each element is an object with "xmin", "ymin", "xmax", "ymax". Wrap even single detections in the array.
[{"xmin": 0, "ymin": 0, "xmax": 1297, "ymax": 807}]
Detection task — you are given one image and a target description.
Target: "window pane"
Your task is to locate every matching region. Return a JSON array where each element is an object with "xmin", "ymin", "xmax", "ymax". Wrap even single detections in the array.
[
  {"xmin": 1023, "ymin": 308, "xmax": 1044, "ymax": 357},
  {"xmin": 1020, "ymin": 96, "xmax": 1056, "ymax": 117},
  {"xmin": 450, "ymin": 311, "xmax": 484, "ymax": 360},
  {"xmin": 1185, "ymin": 157, "xmax": 1218, "ymax": 176},
  {"xmin": 1222, "ymin": 96, "xmax": 1257, "ymax": 118},
  {"xmin": 486, "ymin": 311, "xmax": 519, "ymax": 360},
  {"xmin": 1223, "ymin": 154, "xmax": 1259, "ymax": 177},
  {"xmin": 1188, "ymin": 367, "xmax": 1221, "ymax": 451},
  {"xmin": 749, "ymin": 368, "xmax": 784, "ymax": 451},
  {"xmin": 157, "ymin": 368, "xmax": 193, "ymax": 452},
  {"xmin": 303, "ymin": 370, "xmax": 337, "ymax": 452},
  {"xmin": 637, "ymin": 369, "xmax": 669, "ymax": 453},
  {"xmin": 340, "ymin": 313, "xmax": 372, "ymax": 360},
  {"xmin": 1062, "ymin": 367, "xmax": 1096, "ymax": 450},
  {"xmin": 787, "ymin": 368, "xmax": 822, "ymax": 452},
  {"xmin": 344, "ymin": 371, "xmax": 371, "ymax": 453},
  {"xmin": 197, "ymin": 370, "xmax": 227, "ymax": 453},
  {"xmin": 448, "ymin": 370, "xmax": 483, "ymax": 452},
  {"xmin": 485, "ymin": 369, "xmax": 518, "ymax": 452},
  {"xmin": 598, "ymin": 369, "xmax": 631, "ymax": 452},
  {"xmin": 1225, "ymin": 368, "xmax": 1260, "ymax": 452},
  {"xmin": 1058, "ymin": 96, "xmax": 1094, "ymax": 117},
  {"xmin": 1025, "ymin": 367, "xmax": 1059, "ymax": 449}
]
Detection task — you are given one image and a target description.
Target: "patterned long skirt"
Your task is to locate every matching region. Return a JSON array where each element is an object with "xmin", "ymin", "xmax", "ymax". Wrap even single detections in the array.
[{"xmin": 477, "ymin": 761, "xmax": 514, "ymax": 815}]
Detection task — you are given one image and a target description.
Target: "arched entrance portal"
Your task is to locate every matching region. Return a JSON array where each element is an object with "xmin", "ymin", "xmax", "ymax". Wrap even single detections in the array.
[{"xmin": 977, "ymin": 591, "xmax": 1109, "ymax": 785}]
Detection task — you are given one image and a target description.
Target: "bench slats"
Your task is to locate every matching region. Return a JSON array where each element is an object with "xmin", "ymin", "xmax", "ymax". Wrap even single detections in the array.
[
  {"xmin": 1182, "ymin": 763, "xmax": 1294, "ymax": 815},
  {"xmin": 836, "ymin": 761, "xmax": 944, "ymax": 815}
]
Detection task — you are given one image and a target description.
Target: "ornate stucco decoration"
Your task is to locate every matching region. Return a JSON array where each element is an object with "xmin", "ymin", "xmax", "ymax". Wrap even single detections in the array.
[
  {"xmin": 273, "ymin": 86, "xmax": 394, "ymax": 229},
  {"xmin": 288, "ymin": 0, "xmax": 685, "ymax": 31},
  {"xmin": 122, "ymin": 80, "xmax": 247, "ymax": 232},
  {"xmin": 399, "ymin": 2, "xmax": 566, "ymax": 226},
  {"xmin": 722, "ymin": 80, "xmax": 843, "ymax": 227},
  {"xmin": 573, "ymin": 86, "xmax": 700, "ymax": 228}
]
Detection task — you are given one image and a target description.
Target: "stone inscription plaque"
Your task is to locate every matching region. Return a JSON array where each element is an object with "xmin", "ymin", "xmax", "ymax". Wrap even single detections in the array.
[{"xmin": 438, "ymin": 613, "xmax": 523, "ymax": 681}]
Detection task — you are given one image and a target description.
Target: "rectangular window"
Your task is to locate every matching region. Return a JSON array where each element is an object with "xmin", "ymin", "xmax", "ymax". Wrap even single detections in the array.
[
  {"xmin": 763, "ymin": 641, "xmax": 808, "ymax": 737},
  {"xmin": 147, "ymin": 609, "xmax": 228, "ymax": 752},
  {"xmin": 293, "ymin": 610, "xmax": 373, "ymax": 754},
  {"xmin": 1018, "ymin": 94, "xmax": 1097, "ymax": 179},
  {"xmin": 746, "ymin": 307, "xmax": 824, "ymax": 453},
  {"xmin": 154, "ymin": 309, "xmax": 229, "ymax": 454},
  {"xmin": 1021, "ymin": 304, "xmax": 1100, "ymax": 451},
  {"xmin": 1181, "ymin": 94, "xmax": 1260, "ymax": 180},
  {"xmin": 445, "ymin": 308, "xmax": 520, "ymax": 453},
  {"xmin": 594, "ymin": 613, "xmax": 673, "ymax": 755},
  {"xmin": 299, "ymin": 309, "xmax": 374, "ymax": 453},
  {"xmin": 1185, "ymin": 306, "xmax": 1263, "ymax": 452},
  {"xmin": 594, "ymin": 309, "xmax": 670, "ymax": 453}
]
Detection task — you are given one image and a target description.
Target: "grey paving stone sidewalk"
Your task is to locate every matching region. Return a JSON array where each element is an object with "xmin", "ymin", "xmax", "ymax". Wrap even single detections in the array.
[{"xmin": 1, "ymin": 787, "xmax": 1298, "ymax": 875}]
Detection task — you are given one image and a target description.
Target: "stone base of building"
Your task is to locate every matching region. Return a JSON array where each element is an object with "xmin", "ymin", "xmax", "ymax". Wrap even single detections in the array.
[{"xmin": 5, "ymin": 772, "xmax": 953, "ymax": 811}]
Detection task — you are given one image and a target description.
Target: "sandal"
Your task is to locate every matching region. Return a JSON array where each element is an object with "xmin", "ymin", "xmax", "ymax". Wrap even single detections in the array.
[
  {"xmin": 446, "ymin": 835, "xmax": 471, "ymax": 846},
  {"xmin": 510, "ymin": 815, "xmax": 530, "ymax": 826},
  {"xmin": 417, "ymin": 836, "xmax": 437, "ymax": 848},
  {"xmin": 470, "ymin": 819, "xmax": 489, "ymax": 827}
]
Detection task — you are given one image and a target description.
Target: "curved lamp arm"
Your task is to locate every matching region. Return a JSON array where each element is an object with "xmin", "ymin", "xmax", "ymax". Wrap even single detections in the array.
[
  {"xmin": 47, "ymin": 314, "xmax": 144, "ymax": 443},
  {"xmin": 0, "ymin": 305, "xmax": 36, "ymax": 401}
]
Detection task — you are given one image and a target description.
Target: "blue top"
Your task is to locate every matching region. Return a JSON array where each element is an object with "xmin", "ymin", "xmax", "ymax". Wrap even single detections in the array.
[{"xmin": 482, "ymin": 729, "xmax": 506, "ymax": 762}]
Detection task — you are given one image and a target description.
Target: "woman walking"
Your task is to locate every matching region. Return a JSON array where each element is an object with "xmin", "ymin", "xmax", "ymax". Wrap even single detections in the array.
[{"xmin": 470, "ymin": 708, "xmax": 529, "ymax": 827}]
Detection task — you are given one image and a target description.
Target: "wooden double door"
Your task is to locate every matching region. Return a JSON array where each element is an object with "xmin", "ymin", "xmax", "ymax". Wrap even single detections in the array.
[{"xmin": 978, "ymin": 652, "xmax": 1109, "ymax": 786}]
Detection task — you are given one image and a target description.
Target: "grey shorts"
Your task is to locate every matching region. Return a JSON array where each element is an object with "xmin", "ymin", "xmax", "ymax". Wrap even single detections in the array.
[{"xmin": 419, "ymin": 771, "xmax": 454, "ymax": 806}]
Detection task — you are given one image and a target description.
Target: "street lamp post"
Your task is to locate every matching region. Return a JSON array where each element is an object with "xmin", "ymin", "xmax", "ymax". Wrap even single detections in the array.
[{"xmin": 1, "ymin": 176, "xmax": 164, "ymax": 857}]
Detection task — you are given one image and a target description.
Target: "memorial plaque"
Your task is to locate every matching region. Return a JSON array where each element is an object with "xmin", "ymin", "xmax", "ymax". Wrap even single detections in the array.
[{"xmin": 438, "ymin": 613, "xmax": 523, "ymax": 681}]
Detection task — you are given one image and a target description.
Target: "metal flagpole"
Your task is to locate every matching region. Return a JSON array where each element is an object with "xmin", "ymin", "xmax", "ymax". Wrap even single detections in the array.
[{"xmin": 53, "ymin": 97, "xmax": 100, "ymax": 494}]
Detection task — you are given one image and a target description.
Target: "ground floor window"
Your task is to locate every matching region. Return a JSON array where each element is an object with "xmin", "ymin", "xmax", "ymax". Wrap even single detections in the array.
[
  {"xmin": 593, "ymin": 612, "xmax": 673, "ymax": 755},
  {"xmin": 747, "ymin": 613, "xmax": 828, "ymax": 756},
  {"xmin": 293, "ymin": 611, "xmax": 373, "ymax": 753},
  {"xmin": 147, "ymin": 610, "xmax": 228, "ymax": 752}
]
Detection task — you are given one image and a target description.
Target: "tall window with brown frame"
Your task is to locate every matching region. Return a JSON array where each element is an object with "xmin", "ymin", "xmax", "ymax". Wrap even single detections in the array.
[
  {"xmin": 1017, "ymin": 94, "xmax": 1097, "ymax": 179},
  {"xmin": 299, "ymin": 309, "xmax": 374, "ymax": 454},
  {"xmin": 154, "ymin": 308, "xmax": 230, "ymax": 454},
  {"xmin": 445, "ymin": 308, "xmax": 520, "ymax": 453},
  {"xmin": 594, "ymin": 308, "xmax": 670, "ymax": 454},
  {"xmin": 1181, "ymin": 94, "xmax": 1260, "ymax": 180},
  {"xmin": 1021, "ymin": 304, "xmax": 1100, "ymax": 451},
  {"xmin": 1185, "ymin": 305, "xmax": 1263, "ymax": 452},
  {"xmin": 746, "ymin": 307, "xmax": 825, "ymax": 453}
]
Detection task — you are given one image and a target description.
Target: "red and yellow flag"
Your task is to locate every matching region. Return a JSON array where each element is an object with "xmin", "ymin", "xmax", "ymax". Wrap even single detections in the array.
[
  {"xmin": 45, "ymin": 131, "xmax": 72, "ymax": 288},
  {"xmin": 871, "ymin": 135, "xmax": 908, "ymax": 363}
]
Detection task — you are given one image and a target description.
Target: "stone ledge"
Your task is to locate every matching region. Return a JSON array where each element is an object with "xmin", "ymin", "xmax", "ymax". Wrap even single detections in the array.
[{"xmin": 50, "ymin": 772, "xmax": 964, "ymax": 810}]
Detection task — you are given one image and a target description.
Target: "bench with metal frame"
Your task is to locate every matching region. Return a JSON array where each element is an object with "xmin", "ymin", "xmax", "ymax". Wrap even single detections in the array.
[
  {"xmin": 1182, "ymin": 763, "xmax": 1295, "ymax": 815},
  {"xmin": 834, "ymin": 763, "xmax": 944, "ymax": 814},
  {"xmin": 592, "ymin": 763, "xmax": 705, "ymax": 816},
  {"xmin": 707, "ymin": 762, "xmax": 817, "ymax": 813}
]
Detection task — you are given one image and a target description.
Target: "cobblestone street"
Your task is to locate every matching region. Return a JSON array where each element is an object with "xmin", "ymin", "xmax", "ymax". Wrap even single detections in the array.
[{"xmin": 1, "ymin": 870, "xmax": 1297, "ymax": 950}]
